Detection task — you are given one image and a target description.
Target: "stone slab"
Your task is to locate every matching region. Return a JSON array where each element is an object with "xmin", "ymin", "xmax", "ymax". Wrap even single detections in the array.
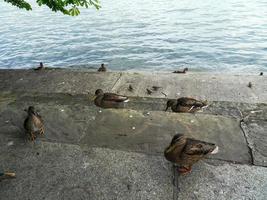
[
  {"xmin": 0, "ymin": 69, "xmax": 120, "ymax": 95},
  {"xmin": 81, "ymin": 108, "xmax": 250, "ymax": 164},
  {"xmin": 112, "ymin": 72, "xmax": 267, "ymax": 103},
  {"xmin": 1, "ymin": 91, "xmax": 266, "ymax": 120},
  {"xmin": 0, "ymin": 139, "xmax": 173, "ymax": 200},
  {"xmin": 241, "ymin": 120, "xmax": 267, "ymax": 167},
  {"xmin": 0, "ymin": 69, "xmax": 266, "ymax": 103},
  {"xmin": 176, "ymin": 160, "xmax": 267, "ymax": 200},
  {"xmin": 0, "ymin": 99, "xmax": 251, "ymax": 164}
]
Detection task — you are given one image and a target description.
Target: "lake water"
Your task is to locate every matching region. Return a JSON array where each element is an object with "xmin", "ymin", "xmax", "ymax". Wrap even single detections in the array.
[{"xmin": 0, "ymin": 0, "xmax": 267, "ymax": 72}]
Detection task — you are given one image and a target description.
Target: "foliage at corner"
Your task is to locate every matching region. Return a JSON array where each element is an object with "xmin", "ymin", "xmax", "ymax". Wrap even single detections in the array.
[{"xmin": 4, "ymin": 0, "xmax": 101, "ymax": 16}]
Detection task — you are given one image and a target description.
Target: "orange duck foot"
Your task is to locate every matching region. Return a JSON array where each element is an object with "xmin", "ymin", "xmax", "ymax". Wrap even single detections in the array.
[{"xmin": 178, "ymin": 166, "xmax": 192, "ymax": 175}]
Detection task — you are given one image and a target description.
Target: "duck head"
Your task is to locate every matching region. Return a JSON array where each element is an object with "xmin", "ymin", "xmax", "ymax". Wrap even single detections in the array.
[
  {"xmin": 92, "ymin": 89, "xmax": 104, "ymax": 101},
  {"xmin": 165, "ymin": 100, "xmax": 176, "ymax": 111},
  {"xmin": 170, "ymin": 134, "xmax": 185, "ymax": 145},
  {"xmin": 95, "ymin": 89, "xmax": 104, "ymax": 96},
  {"xmin": 164, "ymin": 134, "xmax": 187, "ymax": 156},
  {"xmin": 25, "ymin": 106, "xmax": 36, "ymax": 115}
]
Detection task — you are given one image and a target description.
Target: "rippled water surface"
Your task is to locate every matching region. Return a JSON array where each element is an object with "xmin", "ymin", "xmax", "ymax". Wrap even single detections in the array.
[{"xmin": 0, "ymin": 0, "xmax": 267, "ymax": 72}]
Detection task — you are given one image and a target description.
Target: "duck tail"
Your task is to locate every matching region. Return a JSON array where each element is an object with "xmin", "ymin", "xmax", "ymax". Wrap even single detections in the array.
[
  {"xmin": 194, "ymin": 100, "xmax": 207, "ymax": 108},
  {"xmin": 210, "ymin": 146, "xmax": 219, "ymax": 154},
  {"xmin": 202, "ymin": 100, "xmax": 208, "ymax": 106}
]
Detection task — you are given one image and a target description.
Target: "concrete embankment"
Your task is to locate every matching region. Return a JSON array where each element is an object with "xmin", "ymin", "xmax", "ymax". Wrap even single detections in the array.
[{"xmin": 0, "ymin": 69, "xmax": 266, "ymax": 200}]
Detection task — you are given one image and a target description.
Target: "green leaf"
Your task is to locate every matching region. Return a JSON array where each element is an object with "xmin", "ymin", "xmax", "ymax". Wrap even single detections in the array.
[
  {"xmin": 69, "ymin": 6, "xmax": 80, "ymax": 16},
  {"xmin": 4, "ymin": 0, "xmax": 101, "ymax": 16}
]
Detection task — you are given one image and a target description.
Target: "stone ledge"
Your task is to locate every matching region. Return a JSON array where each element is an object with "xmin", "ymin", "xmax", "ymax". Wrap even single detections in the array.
[{"xmin": 0, "ymin": 69, "xmax": 266, "ymax": 103}]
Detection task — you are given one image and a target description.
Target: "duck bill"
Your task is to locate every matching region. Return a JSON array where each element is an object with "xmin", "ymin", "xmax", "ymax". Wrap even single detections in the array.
[{"xmin": 91, "ymin": 95, "xmax": 97, "ymax": 101}]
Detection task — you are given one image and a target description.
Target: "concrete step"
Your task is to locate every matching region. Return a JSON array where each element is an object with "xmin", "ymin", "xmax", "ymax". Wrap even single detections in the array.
[
  {"xmin": 0, "ymin": 141, "xmax": 172, "ymax": 200},
  {"xmin": 0, "ymin": 69, "xmax": 266, "ymax": 103},
  {"xmin": 1, "ymin": 91, "xmax": 266, "ymax": 118},
  {"xmin": 0, "ymin": 95, "xmax": 251, "ymax": 164},
  {"xmin": 1, "ymin": 91, "xmax": 266, "ymax": 166},
  {"xmin": 1, "ymin": 140, "xmax": 266, "ymax": 200}
]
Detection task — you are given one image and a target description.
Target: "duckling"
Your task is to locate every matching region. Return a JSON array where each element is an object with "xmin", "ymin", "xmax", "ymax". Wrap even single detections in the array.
[
  {"xmin": 128, "ymin": 85, "xmax": 134, "ymax": 92},
  {"xmin": 98, "ymin": 63, "xmax": 107, "ymax": 72},
  {"xmin": 24, "ymin": 106, "xmax": 44, "ymax": 141},
  {"xmin": 165, "ymin": 97, "xmax": 207, "ymax": 113},
  {"xmin": 93, "ymin": 89, "xmax": 129, "ymax": 108},
  {"xmin": 152, "ymin": 86, "xmax": 162, "ymax": 91},
  {"xmin": 146, "ymin": 89, "xmax": 153, "ymax": 95},
  {"xmin": 164, "ymin": 134, "xmax": 218, "ymax": 175},
  {"xmin": 34, "ymin": 62, "xmax": 44, "ymax": 71},
  {"xmin": 173, "ymin": 67, "xmax": 188, "ymax": 74}
]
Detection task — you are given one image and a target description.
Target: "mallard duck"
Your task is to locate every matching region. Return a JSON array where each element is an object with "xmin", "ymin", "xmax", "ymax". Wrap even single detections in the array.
[
  {"xmin": 24, "ymin": 106, "xmax": 44, "ymax": 141},
  {"xmin": 93, "ymin": 89, "xmax": 129, "ymax": 108},
  {"xmin": 34, "ymin": 62, "xmax": 44, "ymax": 71},
  {"xmin": 98, "ymin": 63, "xmax": 107, "ymax": 72},
  {"xmin": 164, "ymin": 134, "xmax": 218, "ymax": 175},
  {"xmin": 165, "ymin": 97, "xmax": 207, "ymax": 113},
  {"xmin": 173, "ymin": 67, "xmax": 188, "ymax": 74}
]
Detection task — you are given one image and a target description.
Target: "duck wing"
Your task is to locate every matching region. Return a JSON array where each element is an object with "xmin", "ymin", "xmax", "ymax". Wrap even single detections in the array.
[
  {"xmin": 177, "ymin": 97, "xmax": 206, "ymax": 108},
  {"xmin": 103, "ymin": 93, "xmax": 129, "ymax": 102},
  {"xmin": 184, "ymin": 138, "xmax": 216, "ymax": 156},
  {"xmin": 164, "ymin": 134, "xmax": 187, "ymax": 163},
  {"xmin": 32, "ymin": 111, "xmax": 44, "ymax": 123}
]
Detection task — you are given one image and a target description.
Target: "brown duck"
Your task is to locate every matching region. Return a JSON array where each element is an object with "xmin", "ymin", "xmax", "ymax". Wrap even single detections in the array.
[
  {"xmin": 98, "ymin": 63, "xmax": 107, "ymax": 72},
  {"xmin": 24, "ymin": 106, "xmax": 44, "ymax": 141},
  {"xmin": 34, "ymin": 62, "xmax": 44, "ymax": 71},
  {"xmin": 164, "ymin": 134, "xmax": 218, "ymax": 175},
  {"xmin": 93, "ymin": 89, "xmax": 129, "ymax": 108},
  {"xmin": 165, "ymin": 97, "xmax": 207, "ymax": 113},
  {"xmin": 173, "ymin": 67, "xmax": 188, "ymax": 74}
]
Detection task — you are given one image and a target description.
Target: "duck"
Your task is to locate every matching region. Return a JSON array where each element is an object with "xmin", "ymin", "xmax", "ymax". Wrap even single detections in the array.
[
  {"xmin": 0, "ymin": 172, "xmax": 16, "ymax": 178},
  {"xmin": 152, "ymin": 86, "xmax": 162, "ymax": 91},
  {"xmin": 173, "ymin": 67, "xmax": 188, "ymax": 74},
  {"xmin": 164, "ymin": 134, "xmax": 218, "ymax": 175},
  {"xmin": 146, "ymin": 88, "xmax": 153, "ymax": 95},
  {"xmin": 128, "ymin": 85, "xmax": 134, "ymax": 92},
  {"xmin": 98, "ymin": 63, "xmax": 107, "ymax": 72},
  {"xmin": 165, "ymin": 97, "xmax": 207, "ymax": 113},
  {"xmin": 34, "ymin": 62, "xmax": 44, "ymax": 71},
  {"xmin": 24, "ymin": 106, "xmax": 44, "ymax": 141},
  {"xmin": 93, "ymin": 89, "xmax": 129, "ymax": 108}
]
